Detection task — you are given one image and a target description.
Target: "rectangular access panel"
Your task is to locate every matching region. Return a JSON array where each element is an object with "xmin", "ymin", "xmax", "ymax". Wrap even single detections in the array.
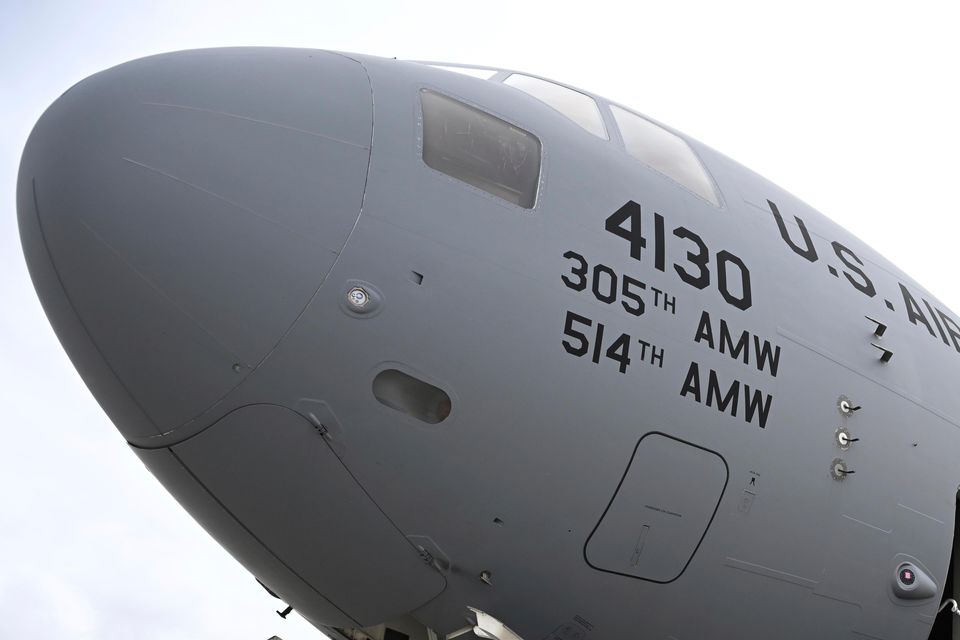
[{"xmin": 585, "ymin": 432, "xmax": 728, "ymax": 583}]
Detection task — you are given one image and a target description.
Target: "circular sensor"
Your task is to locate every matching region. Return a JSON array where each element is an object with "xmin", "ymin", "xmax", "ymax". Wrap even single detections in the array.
[
  {"xmin": 891, "ymin": 559, "xmax": 937, "ymax": 600},
  {"xmin": 898, "ymin": 565, "xmax": 917, "ymax": 588}
]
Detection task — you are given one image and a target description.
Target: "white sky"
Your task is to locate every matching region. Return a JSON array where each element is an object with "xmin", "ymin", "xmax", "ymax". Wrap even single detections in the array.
[{"xmin": 2, "ymin": 2, "xmax": 959, "ymax": 638}]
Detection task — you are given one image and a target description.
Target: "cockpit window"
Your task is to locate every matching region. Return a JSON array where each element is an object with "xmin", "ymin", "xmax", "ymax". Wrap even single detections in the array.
[
  {"xmin": 428, "ymin": 65, "xmax": 498, "ymax": 80},
  {"xmin": 610, "ymin": 105, "xmax": 720, "ymax": 206},
  {"xmin": 504, "ymin": 74, "xmax": 607, "ymax": 139},
  {"xmin": 420, "ymin": 89, "xmax": 541, "ymax": 209}
]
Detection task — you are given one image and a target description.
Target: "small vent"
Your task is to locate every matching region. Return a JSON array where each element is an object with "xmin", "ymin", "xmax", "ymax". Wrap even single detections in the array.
[{"xmin": 372, "ymin": 369, "xmax": 451, "ymax": 424}]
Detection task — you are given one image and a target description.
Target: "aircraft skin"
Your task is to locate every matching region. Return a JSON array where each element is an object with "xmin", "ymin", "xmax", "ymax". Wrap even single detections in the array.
[{"xmin": 16, "ymin": 48, "xmax": 960, "ymax": 640}]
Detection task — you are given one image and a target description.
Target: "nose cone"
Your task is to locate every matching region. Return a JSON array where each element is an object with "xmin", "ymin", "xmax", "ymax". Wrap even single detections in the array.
[{"xmin": 18, "ymin": 48, "xmax": 372, "ymax": 440}]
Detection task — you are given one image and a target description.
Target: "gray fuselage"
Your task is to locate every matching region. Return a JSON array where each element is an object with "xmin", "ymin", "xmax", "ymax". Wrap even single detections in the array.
[{"xmin": 17, "ymin": 48, "xmax": 960, "ymax": 640}]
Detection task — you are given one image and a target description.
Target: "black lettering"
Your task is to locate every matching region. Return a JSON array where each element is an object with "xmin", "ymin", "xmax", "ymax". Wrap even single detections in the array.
[
  {"xmin": 901, "ymin": 284, "xmax": 936, "ymax": 337},
  {"xmin": 716, "ymin": 250, "xmax": 753, "ymax": 311},
  {"xmin": 673, "ymin": 226, "xmax": 711, "ymax": 290},
  {"xmin": 591, "ymin": 322, "xmax": 605, "ymax": 363},
  {"xmin": 694, "ymin": 311, "xmax": 715, "ymax": 349},
  {"xmin": 768, "ymin": 200, "xmax": 818, "ymax": 262},
  {"xmin": 606, "ymin": 333, "xmax": 632, "ymax": 374},
  {"xmin": 937, "ymin": 309, "xmax": 960, "ymax": 353},
  {"xmin": 562, "ymin": 311, "xmax": 591, "ymax": 357},
  {"xmin": 680, "ymin": 362, "xmax": 702, "ymax": 402},
  {"xmin": 650, "ymin": 345, "xmax": 665, "ymax": 368},
  {"xmin": 637, "ymin": 339, "xmax": 650, "ymax": 361},
  {"xmin": 719, "ymin": 321, "xmax": 750, "ymax": 364},
  {"xmin": 753, "ymin": 337, "xmax": 781, "ymax": 378},
  {"xmin": 923, "ymin": 299, "xmax": 950, "ymax": 345},
  {"xmin": 621, "ymin": 274, "xmax": 646, "ymax": 316},
  {"xmin": 706, "ymin": 369, "xmax": 740, "ymax": 416},
  {"xmin": 562, "ymin": 251, "xmax": 588, "ymax": 291},
  {"xmin": 654, "ymin": 212, "xmax": 666, "ymax": 272},
  {"xmin": 744, "ymin": 385, "xmax": 773, "ymax": 429},
  {"xmin": 663, "ymin": 293, "xmax": 676, "ymax": 314},
  {"xmin": 832, "ymin": 241, "xmax": 876, "ymax": 298},
  {"xmin": 592, "ymin": 264, "xmax": 617, "ymax": 304},
  {"xmin": 606, "ymin": 201, "xmax": 645, "ymax": 261}
]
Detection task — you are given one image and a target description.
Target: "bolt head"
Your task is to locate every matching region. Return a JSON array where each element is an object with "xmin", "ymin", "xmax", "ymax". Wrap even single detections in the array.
[
  {"xmin": 347, "ymin": 287, "xmax": 369, "ymax": 308},
  {"xmin": 835, "ymin": 426, "xmax": 852, "ymax": 450},
  {"xmin": 830, "ymin": 457, "xmax": 848, "ymax": 481}
]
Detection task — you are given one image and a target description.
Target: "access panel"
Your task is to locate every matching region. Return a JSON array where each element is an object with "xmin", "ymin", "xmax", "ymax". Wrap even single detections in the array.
[
  {"xmin": 585, "ymin": 432, "xmax": 728, "ymax": 583},
  {"xmin": 171, "ymin": 404, "xmax": 446, "ymax": 624}
]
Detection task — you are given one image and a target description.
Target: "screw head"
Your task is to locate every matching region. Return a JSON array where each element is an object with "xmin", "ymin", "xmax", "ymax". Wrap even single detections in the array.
[{"xmin": 346, "ymin": 287, "xmax": 369, "ymax": 308}]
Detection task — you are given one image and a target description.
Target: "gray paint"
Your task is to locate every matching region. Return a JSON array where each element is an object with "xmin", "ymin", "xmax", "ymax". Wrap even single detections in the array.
[
  {"xmin": 17, "ymin": 48, "xmax": 960, "ymax": 639},
  {"xmin": 18, "ymin": 48, "xmax": 371, "ymax": 438},
  {"xmin": 172, "ymin": 404, "xmax": 446, "ymax": 623}
]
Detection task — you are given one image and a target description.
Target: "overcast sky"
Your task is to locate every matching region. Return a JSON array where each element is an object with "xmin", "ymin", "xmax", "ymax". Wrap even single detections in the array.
[{"xmin": 2, "ymin": 2, "xmax": 959, "ymax": 639}]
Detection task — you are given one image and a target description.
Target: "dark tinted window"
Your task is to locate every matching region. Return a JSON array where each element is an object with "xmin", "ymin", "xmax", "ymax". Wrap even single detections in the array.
[
  {"xmin": 421, "ymin": 89, "xmax": 541, "ymax": 208},
  {"xmin": 372, "ymin": 369, "xmax": 451, "ymax": 424}
]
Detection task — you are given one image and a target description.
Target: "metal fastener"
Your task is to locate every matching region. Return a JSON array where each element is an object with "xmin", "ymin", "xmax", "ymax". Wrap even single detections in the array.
[{"xmin": 346, "ymin": 286, "xmax": 369, "ymax": 308}]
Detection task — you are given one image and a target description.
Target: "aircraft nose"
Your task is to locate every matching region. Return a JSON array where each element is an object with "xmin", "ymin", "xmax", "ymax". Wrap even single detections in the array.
[{"xmin": 18, "ymin": 49, "xmax": 373, "ymax": 440}]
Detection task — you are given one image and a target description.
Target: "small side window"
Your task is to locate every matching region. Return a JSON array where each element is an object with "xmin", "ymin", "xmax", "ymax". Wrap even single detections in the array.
[
  {"xmin": 504, "ymin": 74, "xmax": 607, "ymax": 139},
  {"xmin": 373, "ymin": 369, "xmax": 451, "ymax": 424},
  {"xmin": 421, "ymin": 89, "xmax": 541, "ymax": 208},
  {"xmin": 610, "ymin": 105, "xmax": 720, "ymax": 206}
]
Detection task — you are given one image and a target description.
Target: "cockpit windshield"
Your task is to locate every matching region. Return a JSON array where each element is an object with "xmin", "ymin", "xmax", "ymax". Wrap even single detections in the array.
[
  {"xmin": 427, "ymin": 64, "xmax": 498, "ymax": 80},
  {"xmin": 610, "ymin": 105, "xmax": 720, "ymax": 206},
  {"xmin": 420, "ymin": 89, "xmax": 542, "ymax": 209},
  {"xmin": 503, "ymin": 74, "xmax": 607, "ymax": 139},
  {"xmin": 415, "ymin": 61, "xmax": 721, "ymax": 208}
]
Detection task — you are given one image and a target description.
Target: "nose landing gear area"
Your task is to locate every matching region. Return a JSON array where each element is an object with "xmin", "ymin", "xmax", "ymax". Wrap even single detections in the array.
[{"xmin": 134, "ymin": 404, "xmax": 445, "ymax": 627}]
